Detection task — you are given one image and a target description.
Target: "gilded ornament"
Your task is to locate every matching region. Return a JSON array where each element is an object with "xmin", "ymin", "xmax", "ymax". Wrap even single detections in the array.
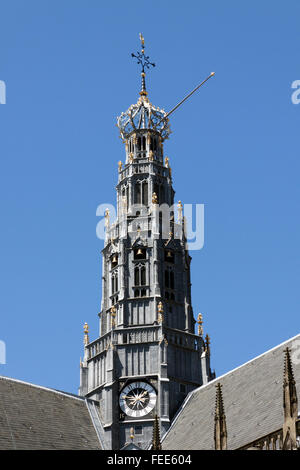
[{"xmin": 152, "ymin": 192, "xmax": 158, "ymax": 204}]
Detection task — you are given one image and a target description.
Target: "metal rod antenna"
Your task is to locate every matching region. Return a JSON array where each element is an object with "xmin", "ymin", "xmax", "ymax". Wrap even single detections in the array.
[{"xmin": 159, "ymin": 72, "xmax": 215, "ymax": 125}]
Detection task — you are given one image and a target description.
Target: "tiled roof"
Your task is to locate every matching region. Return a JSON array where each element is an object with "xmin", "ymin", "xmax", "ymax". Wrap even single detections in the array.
[
  {"xmin": 0, "ymin": 376, "xmax": 102, "ymax": 449},
  {"xmin": 162, "ymin": 334, "xmax": 300, "ymax": 450}
]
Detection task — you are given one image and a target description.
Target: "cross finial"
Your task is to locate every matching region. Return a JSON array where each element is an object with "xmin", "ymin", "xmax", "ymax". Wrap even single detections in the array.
[{"xmin": 131, "ymin": 33, "xmax": 155, "ymax": 96}]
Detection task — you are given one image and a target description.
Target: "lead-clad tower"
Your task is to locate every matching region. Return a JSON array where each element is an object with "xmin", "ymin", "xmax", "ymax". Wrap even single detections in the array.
[{"xmin": 79, "ymin": 35, "xmax": 214, "ymax": 450}]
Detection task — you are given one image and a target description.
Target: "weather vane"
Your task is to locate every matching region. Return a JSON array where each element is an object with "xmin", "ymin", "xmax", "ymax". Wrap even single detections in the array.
[
  {"xmin": 131, "ymin": 33, "xmax": 155, "ymax": 73},
  {"xmin": 131, "ymin": 33, "xmax": 155, "ymax": 95}
]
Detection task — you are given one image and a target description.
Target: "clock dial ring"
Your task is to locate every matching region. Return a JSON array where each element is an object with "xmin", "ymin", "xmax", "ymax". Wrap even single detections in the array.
[{"xmin": 119, "ymin": 381, "xmax": 157, "ymax": 418}]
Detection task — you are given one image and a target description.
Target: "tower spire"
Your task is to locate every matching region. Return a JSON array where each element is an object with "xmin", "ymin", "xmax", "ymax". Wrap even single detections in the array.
[
  {"xmin": 152, "ymin": 415, "xmax": 162, "ymax": 450},
  {"xmin": 131, "ymin": 33, "xmax": 155, "ymax": 97},
  {"xmin": 282, "ymin": 347, "xmax": 298, "ymax": 449},
  {"xmin": 214, "ymin": 383, "xmax": 227, "ymax": 450}
]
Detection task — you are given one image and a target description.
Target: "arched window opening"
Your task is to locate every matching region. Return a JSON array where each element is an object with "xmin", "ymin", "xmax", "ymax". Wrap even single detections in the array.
[
  {"xmin": 165, "ymin": 270, "xmax": 169, "ymax": 288},
  {"xmin": 134, "ymin": 266, "xmax": 139, "ymax": 286},
  {"xmin": 154, "ymin": 183, "xmax": 160, "ymax": 203},
  {"xmin": 141, "ymin": 266, "xmax": 146, "ymax": 285},
  {"xmin": 165, "ymin": 250, "xmax": 175, "ymax": 263},
  {"xmin": 134, "ymin": 264, "xmax": 146, "ymax": 286},
  {"xmin": 111, "ymin": 271, "xmax": 118, "ymax": 295},
  {"xmin": 111, "ymin": 254, "xmax": 118, "ymax": 269},
  {"xmin": 170, "ymin": 271, "xmax": 174, "ymax": 290},
  {"xmin": 165, "ymin": 267, "xmax": 175, "ymax": 301},
  {"xmin": 135, "ymin": 183, "xmax": 141, "ymax": 204},
  {"xmin": 134, "ymin": 248, "xmax": 146, "ymax": 260},
  {"xmin": 142, "ymin": 181, "xmax": 148, "ymax": 206},
  {"xmin": 160, "ymin": 185, "xmax": 165, "ymax": 204}
]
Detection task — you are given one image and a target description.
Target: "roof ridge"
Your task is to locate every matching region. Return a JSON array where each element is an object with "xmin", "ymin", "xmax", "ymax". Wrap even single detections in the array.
[
  {"xmin": 0, "ymin": 374, "xmax": 84, "ymax": 401},
  {"xmin": 194, "ymin": 333, "xmax": 300, "ymax": 394},
  {"xmin": 162, "ymin": 333, "xmax": 300, "ymax": 443}
]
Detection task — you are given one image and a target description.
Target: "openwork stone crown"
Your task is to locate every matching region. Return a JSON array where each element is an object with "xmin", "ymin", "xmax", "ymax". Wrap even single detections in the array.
[{"xmin": 117, "ymin": 96, "xmax": 171, "ymax": 141}]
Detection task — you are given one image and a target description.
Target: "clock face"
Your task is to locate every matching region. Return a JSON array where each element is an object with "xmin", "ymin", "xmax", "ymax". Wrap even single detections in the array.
[{"xmin": 119, "ymin": 381, "xmax": 157, "ymax": 418}]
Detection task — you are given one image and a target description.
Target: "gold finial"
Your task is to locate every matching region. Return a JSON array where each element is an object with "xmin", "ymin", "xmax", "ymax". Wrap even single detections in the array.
[
  {"xmin": 130, "ymin": 427, "xmax": 135, "ymax": 441},
  {"xmin": 152, "ymin": 192, "xmax": 158, "ymax": 204},
  {"xmin": 205, "ymin": 333, "xmax": 211, "ymax": 353},
  {"xmin": 83, "ymin": 322, "xmax": 89, "ymax": 345},
  {"xmin": 149, "ymin": 150, "xmax": 154, "ymax": 161},
  {"xmin": 105, "ymin": 208, "xmax": 110, "ymax": 229},
  {"xmin": 157, "ymin": 301, "xmax": 164, "ymax": 323},
  {"xmin": 139, "ymin": 33, "xmax": 145, "ymax": 48},
  {"xmin": 177, "ymin": 200, "xmax": 183, "ymax": 223},
  {"xmin": 197, "ymin": 313, "xmax": 203, "ymax": 337},
  {"xmin": 129, "ymin": 152, "xmax": 134, "ymax": 163},
  {"xmin": 165, "ymin": 156, "xmax": 169, "ymax": 168},
  {"xmin": 118, "ymin": 161, "xmax": 123, "ymax": 172}
]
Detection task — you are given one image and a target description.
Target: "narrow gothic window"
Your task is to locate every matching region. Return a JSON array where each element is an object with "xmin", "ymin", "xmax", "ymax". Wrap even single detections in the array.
[
  {"xmin": 134, "ymin": 289, "xmax": 140, "ymax": 298},
  {"xmin": 142, "ymin": 181, "xmax": 148, "ymax": 206},
  {"xmin": 141, "ymin": 266, "xmax": 146, "ymax": 285},
  {"xmin": 154, "ymin": 183, "xmax": 159, "ymax": 203},
  {"xmin": 160, "ymin": 185, "xmax": 165, "ymax": 204},
  {"xmin": 170, "ymin": 271, "xmax": 174, "ymax": 289},
  {"xmin": 134, "ymin": 266, "xmax": 140, "ymax": 286},
  {"xmin": 165, "ymin": 267, "xmax": 175, "ymax": 300},
  {"xmin": 165, "ymin": 270, "xmax": 169, "ymax": 288},
  {"xmin": 111, "ymin": 272, "xmax": 118, "ymax": 295},
  {"xmin": 134, "ymin": 264, "xmax": 146, "ymax": 286},
  {"xmin": 135, "ymin": 183, "xmax": 141, "ymax": 204}
]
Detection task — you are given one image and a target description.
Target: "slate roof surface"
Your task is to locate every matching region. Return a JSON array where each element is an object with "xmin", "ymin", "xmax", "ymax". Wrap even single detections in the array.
[
  {"xmin": 162, "ymin": 334, "xmax": 300, "ymax": 450},
  {"xmin": 0, "ymin": 376, "xmax": 102, "ymax": 449}
]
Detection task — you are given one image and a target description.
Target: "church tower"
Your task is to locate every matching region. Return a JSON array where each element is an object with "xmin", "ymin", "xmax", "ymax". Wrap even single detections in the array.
[{"xmin": 79, "ymin": 35, "xmax": 214, "ymax": 450}]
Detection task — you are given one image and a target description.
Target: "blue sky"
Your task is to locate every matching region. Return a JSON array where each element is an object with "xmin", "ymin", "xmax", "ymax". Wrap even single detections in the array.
[{"xmin": 0, "ymin": 1, "xmax": 299, "ymax": 394}]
